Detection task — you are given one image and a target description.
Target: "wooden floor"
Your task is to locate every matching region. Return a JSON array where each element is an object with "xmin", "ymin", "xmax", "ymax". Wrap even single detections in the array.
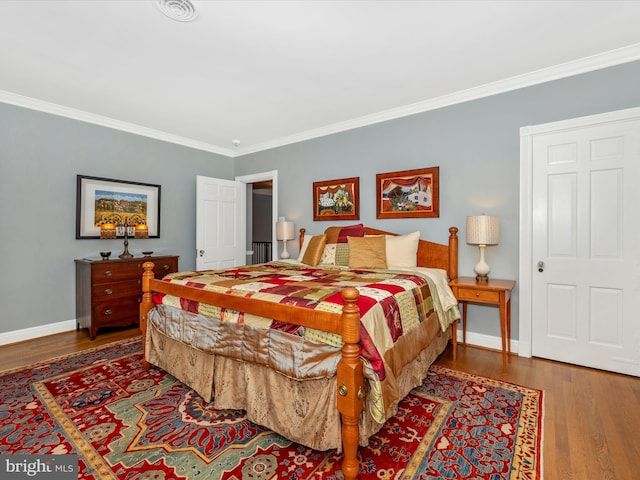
[{"xmin": 1, "ymin": 327, "xmax": 639, "ymax": 480}]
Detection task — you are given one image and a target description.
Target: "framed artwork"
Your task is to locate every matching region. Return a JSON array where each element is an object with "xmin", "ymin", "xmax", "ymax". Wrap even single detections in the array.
[
  {"xmin": 313, "ymin": 176, "xmax": 359, "ymax": 221},
  {"xmin": 76, "ymin": 175, "xmax": 161, "ymax": 238},
  {"xmin": 376, "ymin": 167, "xmax": 439, "ymax": 219}
]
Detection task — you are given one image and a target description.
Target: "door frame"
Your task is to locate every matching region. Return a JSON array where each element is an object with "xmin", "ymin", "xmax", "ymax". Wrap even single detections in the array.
[
  {"xmin": 518, "ymin": 106, "xmax": 640, "ymax": 358},
  {"xmin": 235, "ymin": 170, "xmax": 279, "ymax": 259}
]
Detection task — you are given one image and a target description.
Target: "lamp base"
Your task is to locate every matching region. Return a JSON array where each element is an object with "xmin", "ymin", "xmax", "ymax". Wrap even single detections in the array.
[
  {"xmin": 280, "ymin": 240, "xmax": 291, "ymax": 259},
  {"xmin": 473, "ymin": 245, "xmax": 491, "ymax": 283},
  {"xmin": 119, "ymin": 237, "xmax": 133, "ymax": 259}
]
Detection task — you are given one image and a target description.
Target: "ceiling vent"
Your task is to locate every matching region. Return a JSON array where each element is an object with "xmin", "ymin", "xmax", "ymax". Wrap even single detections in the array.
[{"xmin": 157, "ymin": 0, "xmax": 199, "ymax": 22}]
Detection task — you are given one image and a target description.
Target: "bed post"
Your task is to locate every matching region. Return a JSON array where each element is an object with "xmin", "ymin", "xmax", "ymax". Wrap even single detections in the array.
[
  {"xmin": 140, "ymin": 262, "xmax": 156, "ymax": 370},
  {"xmin": 448, "ymin": 227, "xmax": 459, "ymax": 281},
  {"xmin": 336, "ymin": 287, "xmax": 363, "ymax": 480},
  {"xmin": 447, "ymin": 227, "xmax": 459, "ymax": 361},
  {"xmin": 299, "ymin": 228, "xmax": 306, "ymax": 251}
]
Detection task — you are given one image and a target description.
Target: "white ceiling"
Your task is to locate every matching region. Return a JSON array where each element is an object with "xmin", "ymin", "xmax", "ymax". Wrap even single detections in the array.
[{"xmin": 2, "ymin": 1, "xmax": 640, "ymax": 158}]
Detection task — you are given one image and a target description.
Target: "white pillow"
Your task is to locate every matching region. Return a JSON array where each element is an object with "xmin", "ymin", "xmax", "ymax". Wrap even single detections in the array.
[{"xmin": 385, "ymin": 231, "xmax": 420, "ymax": 269}]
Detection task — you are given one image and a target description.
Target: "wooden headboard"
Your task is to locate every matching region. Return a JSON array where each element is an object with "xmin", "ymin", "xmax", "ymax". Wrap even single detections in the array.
[{"xmin": 298, "ymin": 226, "xmax": 458, "ymax": 281}]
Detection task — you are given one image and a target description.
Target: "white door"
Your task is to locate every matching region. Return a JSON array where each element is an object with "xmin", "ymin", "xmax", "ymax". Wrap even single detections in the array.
[
  {"xmin": 529, "ymin": 114, "xmax": 640, "ymax": 376},
  {"xmin": 196, "ymin": 176, "xmax": 246, "ymax": 270}
]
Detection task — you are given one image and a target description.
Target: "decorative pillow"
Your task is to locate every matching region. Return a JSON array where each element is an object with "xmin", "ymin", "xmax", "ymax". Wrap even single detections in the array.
[
  {"xmin": 348, "ymin": 236, "xmax": 387, "ymax": 269},
  {"xmin": 297, "ymin": 235, "xmax": 314, "ymax": 261},
  {"xmin": 385, "ymin": 231, "xmax": 420, "ymax": 269},
  {"xmin": 337, "ymin": 223, "xmax": 365, "ymax": 243},
  {"xmin": 335, "ymin": 243, "xmax": 350, "ymax": 266},
  {"xmin": 324, "ymin": 226, "xmax": 343, "ymax": 244},
  {"xmin": 319, "ymin": 243, "xmax": 337, "ymax": 265},
  {"xmin": 301, "ymin": 234, "xmax": 327, "ymax": 266},
  {"xmin": 324, "ymin": 223, "xmax": 365, "ymax": 244}
]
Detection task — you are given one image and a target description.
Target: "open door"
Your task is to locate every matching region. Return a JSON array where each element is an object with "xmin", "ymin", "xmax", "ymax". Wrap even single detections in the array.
[{"xmin": 196, "ymin": 176, "xmax": 246, "ymax": 270}]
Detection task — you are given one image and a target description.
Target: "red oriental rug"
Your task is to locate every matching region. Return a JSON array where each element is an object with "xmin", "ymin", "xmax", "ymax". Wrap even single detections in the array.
[{"xmin": 0, "ymin": 338, "xmax": 543, "ymax": 479}]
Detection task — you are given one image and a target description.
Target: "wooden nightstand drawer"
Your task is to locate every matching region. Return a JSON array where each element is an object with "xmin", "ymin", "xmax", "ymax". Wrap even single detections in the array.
[{"xmin": 456, "ymin": 287, "xmax": 500, "ymax": 303}]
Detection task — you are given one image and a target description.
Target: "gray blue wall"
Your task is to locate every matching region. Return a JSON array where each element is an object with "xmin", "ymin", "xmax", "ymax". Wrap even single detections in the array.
[
  {"xmin": 1, "ymin": 60, "xmax": 639, "ymax": 344},
  {"xmin": 234, "ymin": 60, "xmax": 640, "ymax": 342},
  {"xmin": 0, "ymin": 104, "xmax": 232, "ymax": 335}
]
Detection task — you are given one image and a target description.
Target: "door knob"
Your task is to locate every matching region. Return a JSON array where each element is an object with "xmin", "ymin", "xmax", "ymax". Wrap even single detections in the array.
[
  {"xmin": 199, "ymin": 250, "xmax": 205, "ymax": 257},
  {"xmin": 537, "ymin": 261, "xmax": 544, "ymax": 272}
]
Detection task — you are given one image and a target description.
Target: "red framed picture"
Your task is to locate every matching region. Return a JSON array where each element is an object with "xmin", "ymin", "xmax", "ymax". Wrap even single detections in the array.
[
  {"xmin": 376, "ymin": 167, "xmax": 439, "ymax": 219},
  {"xmin": 313, "ymin": 177, "xmax": 359, "ymax": 221}
]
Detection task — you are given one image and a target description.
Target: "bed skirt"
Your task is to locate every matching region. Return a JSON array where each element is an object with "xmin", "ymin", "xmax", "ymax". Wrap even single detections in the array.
[{"xmin": 146, "ymin": 317, "xmax": 450, "ymax": 451}]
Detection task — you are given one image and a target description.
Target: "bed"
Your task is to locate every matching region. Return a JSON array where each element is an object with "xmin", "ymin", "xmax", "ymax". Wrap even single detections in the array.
[{"xmin": 139, "ymin": 225, "xmax": 460, "ymax": 480}]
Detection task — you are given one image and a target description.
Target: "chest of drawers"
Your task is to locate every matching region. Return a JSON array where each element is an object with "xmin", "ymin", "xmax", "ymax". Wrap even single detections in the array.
[{"xmin": 75, "ymin": 255, "xmax": 179, "ymax": 339}]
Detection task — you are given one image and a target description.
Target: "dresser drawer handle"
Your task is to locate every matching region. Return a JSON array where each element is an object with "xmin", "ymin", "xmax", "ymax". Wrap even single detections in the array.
[
  {"xmin": 103, "ymin": 270, "xmax": 113, "ymax": 277},
  {"xmin": 104, "ymin": 309, "xmax": 113, "ymax": 316},
  {"xmin": 162, "ymin": 264, "xmax": 170, "ymax": 270},
  {"xmin": 104, "ymin": 288, "xmax": 113, "ymax": 295},
  {"xmin": 476, "ymin": 292, "xmax": 480, "ymax": 297}
]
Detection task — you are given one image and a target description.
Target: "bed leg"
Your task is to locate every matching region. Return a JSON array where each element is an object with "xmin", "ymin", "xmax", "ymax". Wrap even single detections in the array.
[
  {"xmin": 140, "ymin": 261, "xmax": 156, "ymax": 371},
  {"xmin": 337, "ymin": 287, "xmax": 363, "ymax": 480},
  {"xmin": 451, "ymin": 319, "xmax": 458, "ymax": 361}
]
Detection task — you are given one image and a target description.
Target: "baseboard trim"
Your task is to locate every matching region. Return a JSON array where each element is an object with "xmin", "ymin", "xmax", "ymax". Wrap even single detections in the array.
[
  {"xmin": 455, "ymin": 329, "xmax": 520, "ymax": 355},
  {"xmin": 0, "ymin": 320, "xmax": 76, "ymax": 346}
]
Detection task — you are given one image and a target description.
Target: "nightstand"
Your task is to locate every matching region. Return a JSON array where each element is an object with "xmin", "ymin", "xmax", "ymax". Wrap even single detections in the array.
[{"xmin": 448, "ymin": 276, "xmax": 516, "ymax": 371}]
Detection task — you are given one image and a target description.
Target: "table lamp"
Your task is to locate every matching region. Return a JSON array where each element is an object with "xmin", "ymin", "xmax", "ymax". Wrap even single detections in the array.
[
  {"xmin": 275, "ymin": 220, "xmax": 295, "ymax": 259},
  {"xmin": 466, "ymin": 214, "xmax": 499, "ymax": 282}
]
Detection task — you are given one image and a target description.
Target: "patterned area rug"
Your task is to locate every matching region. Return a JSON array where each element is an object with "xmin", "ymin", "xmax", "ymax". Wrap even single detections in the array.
[{"xmin": 0, "ymin": 338, "xmax": 543, "ymax": 479}]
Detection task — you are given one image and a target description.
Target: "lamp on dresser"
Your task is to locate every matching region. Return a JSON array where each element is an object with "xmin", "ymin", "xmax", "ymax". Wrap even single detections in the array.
[
  {"xmin": 275, "ymin": 220, "xmax": 295, "ymax": 259},
  {"xmin": 100, "ymin": 221, "xmax": 148, "ymax": 259},
  {"xmin": 99, "ymin": 222, "xmax": 116, "ymax": 259},
  {"xmin": 99, "ymin": 223, "xmax": 117, "ymax": 239},
  {"xmin": 466, "ymin": 214, "xmax": 499, "ymax": 282},
  {"xmin": 134, "ymin": 223, "xmax": 149, "ymax": 239}
]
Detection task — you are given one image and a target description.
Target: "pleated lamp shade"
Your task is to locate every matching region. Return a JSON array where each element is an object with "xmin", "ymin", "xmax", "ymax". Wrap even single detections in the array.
[
  {"xmin": 466, "ymin": 215, "xmax": 499, "ymax": 246},
  {"xmin": 466, "ymin": 214, "xmax": 499, "ymax": 281}
]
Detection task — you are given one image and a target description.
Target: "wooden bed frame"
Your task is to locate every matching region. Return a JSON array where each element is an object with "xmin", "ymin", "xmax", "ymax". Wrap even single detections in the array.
[{"xmin": 139, "ymin": 226, "xmax": 458, "ymax": 480}]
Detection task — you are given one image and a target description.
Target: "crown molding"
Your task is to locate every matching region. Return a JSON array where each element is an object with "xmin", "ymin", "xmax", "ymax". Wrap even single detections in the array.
[
  {"xmin": 2, "ymin": 43, "xmax": 640, "ymax": 159},
  {"xmin": 0, "ymin": 90, "xmax": 234, "ymax": 157},
  {"xmin": 235, "ymin": 43, "xmax": 640, "ymax": 156}
]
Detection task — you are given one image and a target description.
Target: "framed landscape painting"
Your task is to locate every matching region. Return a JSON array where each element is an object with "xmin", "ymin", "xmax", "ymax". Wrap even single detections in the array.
[
  {"xmin": 376, "ymin": 167, "xmax": 439, "ymax": 219},
  {"xmin": 76, "ymin": 175, "xmax": 161, "ymax": 238},
  {"xmin": 313, "ymin": 176, "xmax": 359, "ymax": 221}
]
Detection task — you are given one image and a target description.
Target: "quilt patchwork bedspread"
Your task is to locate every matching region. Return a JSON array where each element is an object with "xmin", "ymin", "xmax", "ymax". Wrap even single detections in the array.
[{"xmin": 153, "ymin": 262, "xmax": 451, "ymax": 382}]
